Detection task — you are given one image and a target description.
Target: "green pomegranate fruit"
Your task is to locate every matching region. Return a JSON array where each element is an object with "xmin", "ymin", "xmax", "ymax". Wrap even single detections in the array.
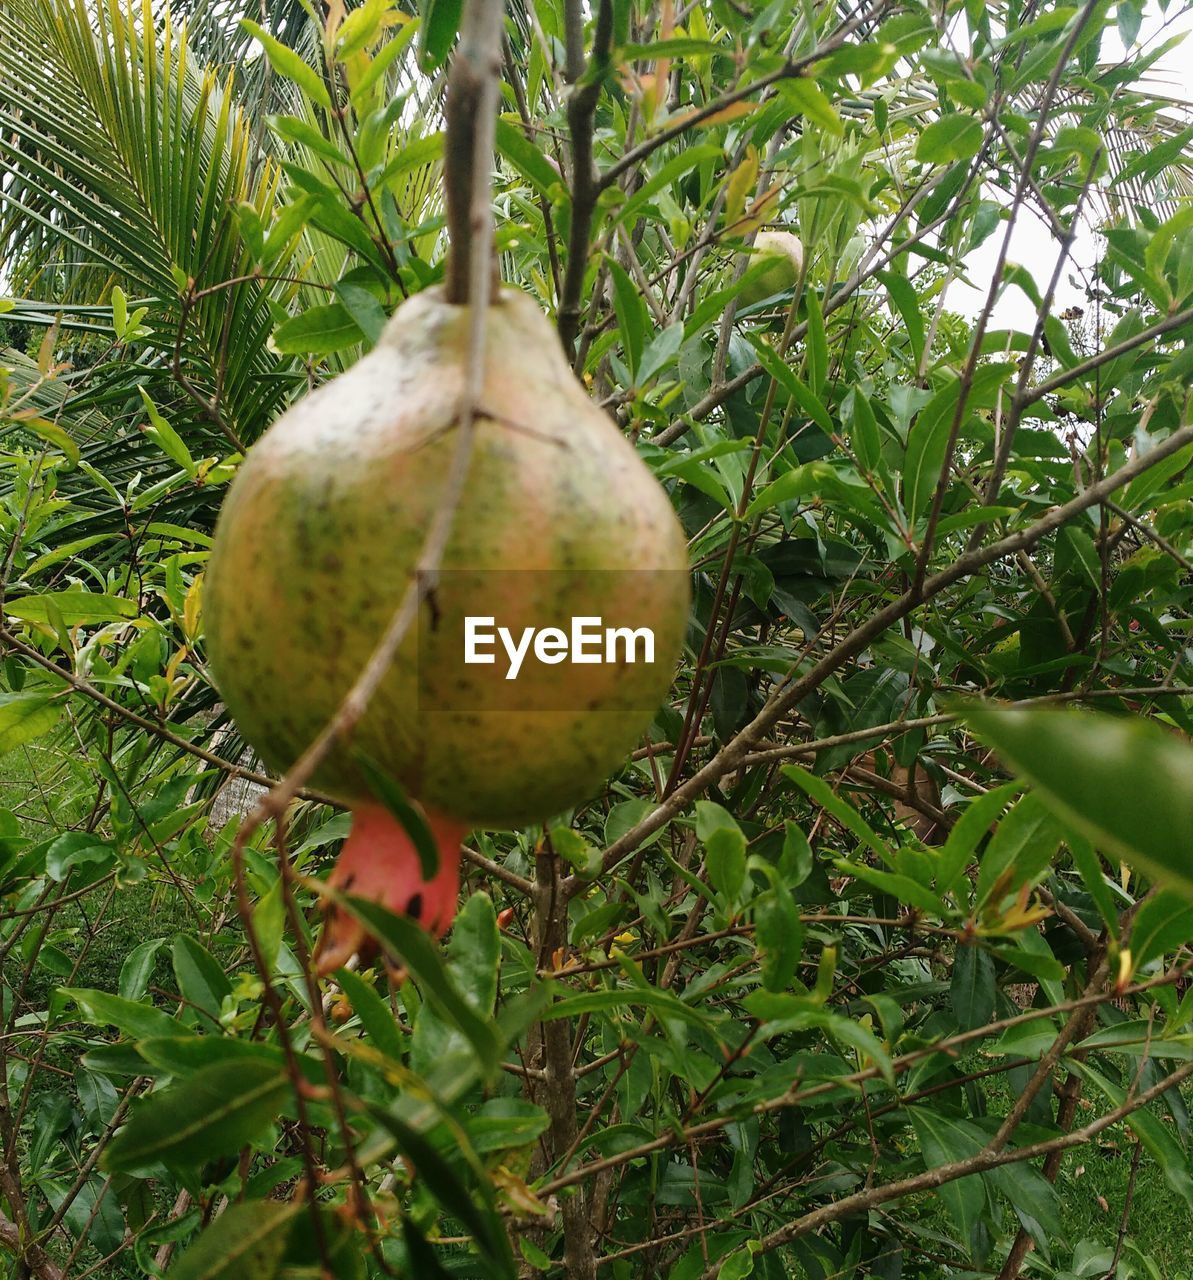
[
  {"xmin": 739, "ymin": 229, "xmax": 805, "ymax": 307},
  {"xmin": 204, "ymin": 285, "xmax": 690, "ymax": 966}
]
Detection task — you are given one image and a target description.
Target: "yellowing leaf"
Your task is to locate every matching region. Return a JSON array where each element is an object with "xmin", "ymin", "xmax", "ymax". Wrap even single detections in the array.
[
  {"xmin": 19, "ymin": 416, "xmax": 79, "ymax": 466},
  {"xmin": 737, "ymin": 184, "xmax": 780, "ymax": 235},
  {"xmin": 724, "ymin": 145, "xmax": 759, "ymax": 226},
  {"xmin": 698, "ymin": 100, "xmax": 757, "ymax": 127}
]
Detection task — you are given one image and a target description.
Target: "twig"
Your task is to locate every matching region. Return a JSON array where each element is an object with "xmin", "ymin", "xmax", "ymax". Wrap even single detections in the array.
[
  {"xmin": 698, "ymin": 1059, "xmax": 1193, "ymax": 1280},
  {"xmin": 443, "ymin": 0, "xmax": 507, "ymax": 303},
  {"xmin": 557, "ymin": 0, "xmax": 614, "ymax": 352}
]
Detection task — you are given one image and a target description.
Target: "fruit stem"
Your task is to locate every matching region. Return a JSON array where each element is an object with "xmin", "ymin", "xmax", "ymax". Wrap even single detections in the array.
[{"xmin": 443, "ymin": 0, "xmax": 506, "ymax": 305}]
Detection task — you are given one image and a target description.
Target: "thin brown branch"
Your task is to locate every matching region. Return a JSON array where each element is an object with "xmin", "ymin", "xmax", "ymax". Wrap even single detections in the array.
[{"xmin": 557, "ymin": 0, "xmax": 614, "ymax": 352}]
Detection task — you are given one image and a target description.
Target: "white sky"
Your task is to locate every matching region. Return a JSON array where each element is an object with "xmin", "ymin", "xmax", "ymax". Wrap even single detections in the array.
[{"xmin": 952, "ymin": 0, "xmax": 1193, "ymax": 329}]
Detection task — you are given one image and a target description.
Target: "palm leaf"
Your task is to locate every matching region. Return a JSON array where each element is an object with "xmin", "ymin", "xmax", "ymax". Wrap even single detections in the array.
[{"xmin": 0, "ymin": 0, "xmax": 302, "ymax": 444}]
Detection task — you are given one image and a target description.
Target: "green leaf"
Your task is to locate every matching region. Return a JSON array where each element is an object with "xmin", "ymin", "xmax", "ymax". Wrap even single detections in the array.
[
  {"xmin": 334, "ymin": 281, "xmax": 388, "ymax": 347},
  {"xmin": 782, "ymin": 765, "xmax": 890, "ymax": 862},
  {"xmin": 639, "ymin": 323, "xmax": 685, "ymax": 387},
  {"xmin": 744, "ymin": 992, "xmax": 894, "ymax": 1082},
  {"xmin": 842, "ymin": 387, "xmax": 881, "ymax": 472},
  {"xmin": 331, "ymin": 894, "xmax": 501, "ymax": 1072},
  {"xmin": 962, "ymin": 702, "xmax": 1193, "ymax": 901},
  {"xmin": 172, "ymin": 934, "xmax": 232, "ymax": 1025},
  {"xmin": 544, "ymin": 986, "xmax": 712, "ymax": 1027},
  {"xmin": 620, "ymin": 37, "xmax": 722, "ymax": 58},
  {"xmin": 973, "ymin": 792, "xmax": 1062, "ymax": 910},
  {"xmin": 5, "ymin": 591, "xmax": 136, "ymax": 625},
  {"xmin": 138, "ymin": 387, "xmax": 196, "ymax": 476},
  {"xmin": 0, "ymin": 692, "xmax": 61, "ymax": 754},
  {"xmin": 1126, "ymin": 890, "xmax": 1193, "ymax": 972},
  {"xmin": 777, "ymin": 78, "xmax": 842, "ymax": 136},
  {"xmin": 169, "ymin": 1199, "xmax": 303, "ymax": 1280},
  {"xmin": 877, "ymin": 269, "xmax": 925, "ymax": 369},
  {"xmin": 22, "ymin": 417, "xmax": 80, "ymax": 466},
  {"xmin": 351, "ymin": 21, "xmax": 419, "ymax": 102},
  {"xmin": 951, "ymin": 943, "xmax": 995, "ymax": 1031},
  {"xmin": 903, "ymin": 383, "xmax": 958, "ymax": 525},
  {"xmin": 102, "ymin": 1059, "xmax": 289, "ymax": 1173},
  {"xmin": 695, "ymin": 801, "xmax": 747, "ymax": 902},
  {"xmin": 241, "ymin": 20, "xmax": 332, "ymax": 108},
  {"xmin": 550, "ymin": 825, "xmax": 602, "ymax": 879},
  {"xmin": 419, "ymin": 0, "xmax": 463, "ymax": 70},
  {"xmin": 335, "ymin": 967, "xmax": 405, "ymax": 1059},
  {"xmin": 111, "ymin": 284, "xmax": 128, "ymax": 337},
  {"xmin": 613, "ymin": 145, "xmax": 722, "ymax": 229},
  {"xmin": 608, "ymin": 258, "xmax": 646, "ymax": 379},
  {"xmin": 743, "ymin": 333, "xmax": 832, "ymax": 433},
  {"xmin": 411, "ymin": 893, "xmax": 499, "ymax": 1076},
  {"xmin": 1069, "ymin": 1060, "xmax": 1193, "ymax": 1208},
  {"xmin": 44, "ymin": 831, "xmax": 115, "ymax": 881},
  {"xmin": 908, "ymin": 1108, "xmax": 985, "ymax": 1250},
  {"xmin": 134, "ymin": 1036, "xmax": 320, "ymax": 1083},
  {"xmin": 273, "ymin": 303, "xmax": 363, "ymax": 356},
  {"xmin": 833, "ymin": 858, "xmax": 943, "ymax": 915},
  {"xmin": 61, "ymin": 988, "xmax": 178, "ymax": 1041},
  {"xmin": 916, "ymin": 115, "xmax": 983, "ymax": 164},
  {"xmin": 118, "ymin": 939, "xmax": 166, "ymax": 1002},
  {"xmin": 467, "ymin": 1097, "xmax": 550, "ymax": 1153},
  {"xmin": 755, "ymin": 887, "xmax": 803, "ymax": 991},
  {"xmin": 804, "ymin": 289, "xmax": 827, "ymax": 395},
  {"xmin": 495, "ymin": 117, "xmax": 562, "ymax": 196},
  {"xmin": 1066, "ymin": 832, "xmax": 1119, "ymax": 932},
  {"xmin": 935, "ymin": 780, "xmax": 1019, "ymax": 897},
  {"xmin": 271, "ymin": 114, "xmax": 349, "ymax": 166},
  {"xmin": 364, "ymin": 1104, "xmax": 514, "ymax": 1277}
]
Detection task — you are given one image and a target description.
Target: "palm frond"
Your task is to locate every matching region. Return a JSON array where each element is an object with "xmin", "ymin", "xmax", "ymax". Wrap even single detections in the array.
[{"xmin": 0, "ymin": 0, "xmax": 302, "ymax": 443}]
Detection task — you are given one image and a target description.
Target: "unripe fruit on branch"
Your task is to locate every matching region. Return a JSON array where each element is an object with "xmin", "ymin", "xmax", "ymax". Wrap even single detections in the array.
[
  {"xmin": 739, "ymin": 229, "xmax": 805, "ymax": 307},
  {"xmin": 204, "ymin": 287, "xmax": 690, "ymax": 966}
]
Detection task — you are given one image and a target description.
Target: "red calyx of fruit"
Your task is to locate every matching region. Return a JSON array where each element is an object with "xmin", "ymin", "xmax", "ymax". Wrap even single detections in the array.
[{"xmin": 315, "ymin": 803, "xmax": 471, "ymax": 975}]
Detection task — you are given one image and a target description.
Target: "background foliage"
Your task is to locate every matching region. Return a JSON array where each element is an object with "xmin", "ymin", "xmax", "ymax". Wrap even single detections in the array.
[{"xmin": 3, "ymin": 0, "xmax": 1193, "ymax": 1276}]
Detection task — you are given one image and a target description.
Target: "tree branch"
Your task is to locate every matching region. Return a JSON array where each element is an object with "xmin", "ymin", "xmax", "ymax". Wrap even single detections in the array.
[
  {"xmin": 700, "ymin": 1058, "xmax": 1193, "ymax": 1278},
  {"xmin": 589, "ymin": 417, "xmax": 1193, "ymax": 883},
  {"xmin": 557, "ymin": 0, "xmax": 614, "ymax": 353}
]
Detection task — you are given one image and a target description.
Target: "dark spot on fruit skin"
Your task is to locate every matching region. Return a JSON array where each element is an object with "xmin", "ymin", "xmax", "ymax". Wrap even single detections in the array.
[{"xmin": 407, "ymin": 893, "xmax": 423, "ymax": 921}]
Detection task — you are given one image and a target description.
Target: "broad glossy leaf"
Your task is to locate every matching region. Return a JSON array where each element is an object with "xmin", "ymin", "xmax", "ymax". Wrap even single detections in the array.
[
  {"xmin": 332, "ymin": 894, "xmax": 501, "ymax": 1072},
  {"xmin": 172, "ymin": 934, "xmax": 232, "ymax": 1025},
  {"xmin": 272, "ymin": 303, "xmax": 362, "ymax": 355},
  {"xmin": 916, "ymin": 114, "xmax": 983, "ymax": 163},
  {"xmin": 102, "ymin": 1059, "xmax": 290, "ymax": 1173},
  {"xmin": 335, "ymin": 967, "xmax": 405, "ymax": 1059},
  {"xmin": 963, "ymin": 703, "xmax": 1193, "ymax": 901},
  {"xmin": 411, "ymin": 892, "xmax": 499, "ymax": 1076},
  {"xmin": 168, "ymin": 1199, "xmax": 302, "ymax": 1280},
  {"xmin": 5, "ymin": 591, "xmax": 136, "ymax": 626},
  {"xmin": 62, "ymin": 988, "xmax": 178, "ymax": 1041},
  {"xmin": 951, "ymin": 944, "xmax": 995, "ymax": 1031},
  {"xmin": 241, "ymin": 20, "xmax": 332, "ymax": 108}
]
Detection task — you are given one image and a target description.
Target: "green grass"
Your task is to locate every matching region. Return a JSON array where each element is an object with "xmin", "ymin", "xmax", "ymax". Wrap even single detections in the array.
[{"xmin": 902, "ymin": 1069, "xmax": 1192, "ymax": 1277}]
